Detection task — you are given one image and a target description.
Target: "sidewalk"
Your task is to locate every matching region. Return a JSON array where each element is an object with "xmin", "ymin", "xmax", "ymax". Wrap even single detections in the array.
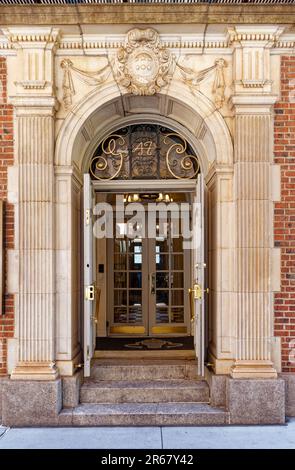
[{"xmin": 0, "ymin": 419, "xmax": 294, "ymax": 449}]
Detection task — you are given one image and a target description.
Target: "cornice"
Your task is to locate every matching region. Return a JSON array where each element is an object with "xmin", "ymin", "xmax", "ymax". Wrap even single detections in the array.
[
  {"xmin": 0, "ymin": 5, "xmax": 295, "ymax": 25},
  {"xmin": 2, "ymin": 27, "xmax": 60, "ymax": 48},
  {"xmin": 1, "ymin": 30, "xmax": 295, "ymax": 56}
]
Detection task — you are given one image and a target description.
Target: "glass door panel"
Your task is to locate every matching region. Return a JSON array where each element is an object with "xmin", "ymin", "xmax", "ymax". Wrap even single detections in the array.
[
  {"xmin": 108, "ymin": 195, "xmax": 191, "ymax": 336},
  {"xmin": 109, "ymin": 212, "xmax": 147, "ymax": 335},
  {"xmin": 150, "ymin": 213, "xmax": 190, "ymax": 335}
]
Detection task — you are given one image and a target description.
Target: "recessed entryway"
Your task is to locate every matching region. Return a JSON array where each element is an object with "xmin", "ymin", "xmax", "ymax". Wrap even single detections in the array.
[{"xmin": 83, "ymin": 122, "xmax": 207, "ymax": 377}]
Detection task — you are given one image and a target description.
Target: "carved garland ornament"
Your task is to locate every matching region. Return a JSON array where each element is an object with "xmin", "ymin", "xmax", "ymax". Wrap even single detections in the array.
[
  {"xmin": 59, "ymin": 28, "xmax": 227, "ymax": 109},
  {"xmin": 60, "ymin": 58, "xmax": 111, "ymax": 109},
  {"xmin": 176, "ymin": 58, "xmax": 227, "ymax": 109}
]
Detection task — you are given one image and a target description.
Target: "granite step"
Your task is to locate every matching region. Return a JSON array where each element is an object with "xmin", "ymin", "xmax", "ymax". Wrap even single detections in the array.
[
  {"xmin": 80, "ymin": 379, "xmax": 209, "ymax": 404},
  {"xmin": 59, "ymin": 402, "xmax": 229, "ymax": 426},
  {"xmin": 90, "ymin": 359, "xmax": 198, "ymax": 381}
]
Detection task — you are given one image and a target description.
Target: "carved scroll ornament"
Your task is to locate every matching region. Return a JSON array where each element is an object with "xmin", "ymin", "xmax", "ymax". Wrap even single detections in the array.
[{"xmin": 114, "ymin": 28, "xmax": 173, "ymax": 96}]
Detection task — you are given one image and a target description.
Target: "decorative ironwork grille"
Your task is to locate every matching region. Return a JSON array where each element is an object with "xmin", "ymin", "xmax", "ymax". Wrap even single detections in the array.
[{"xmin": 89, "ymin": 124, "xmax": 200, "ymax": 181}]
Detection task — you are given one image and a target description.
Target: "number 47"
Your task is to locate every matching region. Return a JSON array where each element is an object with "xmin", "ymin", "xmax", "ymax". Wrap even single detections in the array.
[{"xmin": 133, "ymin": 140, "xmax": 153, "ymax": 156}]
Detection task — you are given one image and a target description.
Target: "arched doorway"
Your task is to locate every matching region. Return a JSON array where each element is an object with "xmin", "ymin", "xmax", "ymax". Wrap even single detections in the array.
[
  {"xmin": 83, "ymin": 122, "xmax": 206, "ymax": 377},
  {"xmin": 54, "ymin": 86, "xmax": 234, "ymax": 379}
]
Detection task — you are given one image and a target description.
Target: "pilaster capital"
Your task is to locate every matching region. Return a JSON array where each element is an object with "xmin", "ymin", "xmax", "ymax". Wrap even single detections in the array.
[
  {"xmin": 11, "ymin": 95, "xmax": 58, "ymax": 116},
  {"xmin": 205, "ymin": 162, "xmax": 234, "ymax": 189},
  {"xmin": 2, "ymin": 27, "xmax": 60, "ymax": 50},
  {"xmin": 228, "ymin": 26, "xmax": 285, "ymax": 95},
  {"xmin": 2, "ymin": 27, "xmax": 60, "ymax": 98},
  {"xmin": 229, "ymin": 94, "xmax": 278, "ymax": 115},
  {"xmin": 228, "ymin": 26, "xmax": 285, "ymax": 48}
]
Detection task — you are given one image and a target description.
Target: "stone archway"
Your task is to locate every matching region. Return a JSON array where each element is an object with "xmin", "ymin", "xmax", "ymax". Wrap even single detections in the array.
[
  {"xmin": 54, "ymin": 82, "xmax": 234, "ymax": 376},
  {"xmin": 56, "ymin": 82, "xmax": 233, "ymax": 171}
]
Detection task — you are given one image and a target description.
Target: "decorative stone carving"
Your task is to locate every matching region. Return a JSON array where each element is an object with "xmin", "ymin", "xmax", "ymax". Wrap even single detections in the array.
[
  {"xmin": 59, "ymin": 29, "xmax": 229, "ymax": 108},
  {"xmin": 60, "ymin": 58, "xmax": 111, "ymax": 109},
  {"xmin": 5, "ymin": 27, "xmax": 60, "ymax": 380},
  {"xmin": 114, "ymin": 28, "xmax": 173, "ymax": 95},
  {"xmin": 228, "ymin": 26, "xmax": 284, "ymax": 93},
  {"xmin": 177, "ymin": 58, "xmax": 227, "ymax": 109},
  {"xmin": 3, "ymin": 27, "xmax": 60, "ymax": 96}
]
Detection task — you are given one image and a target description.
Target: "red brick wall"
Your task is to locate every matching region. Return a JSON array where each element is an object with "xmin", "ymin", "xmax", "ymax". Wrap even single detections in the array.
[
  {"xmin": 274, "ymin": 56, "xmax": 295, "ymax": 373},
  {"xmin": 0, "ymin": 57, "xmax": 14, "ymax": 375}
]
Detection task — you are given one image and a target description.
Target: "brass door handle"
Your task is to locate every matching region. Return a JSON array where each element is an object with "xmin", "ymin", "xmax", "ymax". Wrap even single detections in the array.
[
  {"xmin": 188, "ymin": 283, "xmax": 202, "ymax": 300},
  {"xmin": 150, "ymin": 272, "xmax": 156, "ymax": 295},
  {"xmin": 188, "ymin": 284, "xmax": 209, "ymax": 300}
]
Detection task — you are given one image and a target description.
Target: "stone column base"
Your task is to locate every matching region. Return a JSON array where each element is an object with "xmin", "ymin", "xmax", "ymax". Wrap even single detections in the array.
[
  {"xmin": 226, "ymin": 377, "xmax": 285, "ymax": 424},
  {"xmin": 2, "ymin": 378, "xmax": 62, "ymax": 426},
  {"xmin": 10, "ymin": 362, "xmax": 59, "ymax": 381},
  {"xmin": 230, "ymin": 360, "xmax": 278, "ymax": 379}
]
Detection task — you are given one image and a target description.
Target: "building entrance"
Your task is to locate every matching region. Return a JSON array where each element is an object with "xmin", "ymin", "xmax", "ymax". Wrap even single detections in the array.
[
  {"xmin": 83, "ymin": 123, "xmax": 206, "ymax": 376},
  {"xmin": 107, "ymin": 192, "xmax": 191, "ymax": 336}
]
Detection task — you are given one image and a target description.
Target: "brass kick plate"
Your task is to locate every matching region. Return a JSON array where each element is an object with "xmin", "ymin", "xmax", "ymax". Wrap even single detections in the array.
[
  {"xmin": 110, "ymin": 326, "xmax": 146, "ymax": 335},
  {"xmin": 151, "ymin": 326, "xmax": 187, "ymax": 334}
]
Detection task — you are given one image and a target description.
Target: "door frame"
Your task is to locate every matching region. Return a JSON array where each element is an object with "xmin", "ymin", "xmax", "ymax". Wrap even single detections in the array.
[
  {"xmin": 83, "ymin": 175, "xmax": 208, "ymax": 373},
  {"xmin": 94, "ymin": 179, "xmax": 198, "ymax": 338},
  {"xmin": 92, "ymin": 179, "xmax": 197, "ymax": 193}
]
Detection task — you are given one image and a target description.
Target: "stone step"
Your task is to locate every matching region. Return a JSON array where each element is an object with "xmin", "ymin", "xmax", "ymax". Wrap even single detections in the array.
[
  {"xmin": 90, "ymin": 359, "xmax": 198, "ymax": 381},
  {"xmin": 59, "ymin": 403, "xmax": 229, "ymax": 426},
  {"xmin": 94, "ymin": 350, "xmax": 196, "ymax": 360},
  {"xmin": 80, "ymin": 379, "xmax": 209, "ymax": 404}
]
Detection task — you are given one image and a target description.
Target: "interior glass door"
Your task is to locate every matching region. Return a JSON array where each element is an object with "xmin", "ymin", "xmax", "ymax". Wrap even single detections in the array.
[
  {"xmin": 109, "ymin": 211, "xmax": 148, "ymax": 335},
  {"xmin": 108, "ymin": 194, "xmax": 191, "ymax": 336},
  {"xmin": 149, "ymin": 212, "xmax": 190, "ymax": 335}
]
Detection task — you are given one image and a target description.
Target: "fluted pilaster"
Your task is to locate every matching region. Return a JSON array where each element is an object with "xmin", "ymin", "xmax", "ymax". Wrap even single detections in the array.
[
  {"xmin": 11, "ymin": 105, "xmax": 58, "ymax": 380},
  {"xmin": 231, "ymin": 95, "xmax": 277, "ymax": 378}
]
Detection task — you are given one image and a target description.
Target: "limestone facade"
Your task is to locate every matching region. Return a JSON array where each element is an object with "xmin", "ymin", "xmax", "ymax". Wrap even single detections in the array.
[{"xmin": 0, "ymin": 11, "xmax": 294, "ymax": 424}]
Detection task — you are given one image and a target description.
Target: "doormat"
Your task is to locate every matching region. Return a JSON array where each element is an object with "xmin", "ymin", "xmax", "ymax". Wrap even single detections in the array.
[
  {"xmin": 96, "ymin": 336, "xmax": 194, "ymax": 351},
  {"xmin": 125, "ymin": 338, "xmax": 183, "ymax": 350}
]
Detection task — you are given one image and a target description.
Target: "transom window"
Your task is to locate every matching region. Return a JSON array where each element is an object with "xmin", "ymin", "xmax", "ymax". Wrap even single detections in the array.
[{"xmin": 89, "ymin": 124, "xmax": 200, "ymax": 181}]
